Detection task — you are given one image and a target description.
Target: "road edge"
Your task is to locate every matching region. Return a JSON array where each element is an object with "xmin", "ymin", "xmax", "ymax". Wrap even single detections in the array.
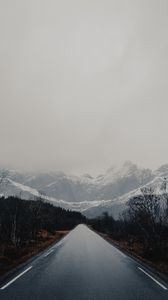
[
  {"xmin": 0, "ymin": 230, "xmax": 69, "ymax": 287},
  {"xmin": 87, "ymin": 225, "xmax": 168, "ymax": 286}
]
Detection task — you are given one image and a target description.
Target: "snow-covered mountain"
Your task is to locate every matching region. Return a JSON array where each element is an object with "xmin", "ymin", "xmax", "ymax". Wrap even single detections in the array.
[{"xmin": 0, "ymin": 161, "xmax": 168, "ymax": 218}]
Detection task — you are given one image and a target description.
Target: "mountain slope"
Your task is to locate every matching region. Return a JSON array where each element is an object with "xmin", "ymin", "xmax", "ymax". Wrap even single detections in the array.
[{"xmin": 0, "ymin": 162, "xmax": 167, "ymax": 218}]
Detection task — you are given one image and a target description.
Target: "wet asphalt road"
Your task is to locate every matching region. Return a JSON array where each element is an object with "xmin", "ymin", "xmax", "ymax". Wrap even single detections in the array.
[{"xmin": 0, "ymin": 224, "xmax": 167, "ymax": 300}]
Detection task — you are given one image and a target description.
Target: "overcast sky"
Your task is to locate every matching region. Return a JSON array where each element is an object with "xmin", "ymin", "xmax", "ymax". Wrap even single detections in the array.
[{"xmin": 0, "ymin": 0, "xmax": 168, "ymax": 175}]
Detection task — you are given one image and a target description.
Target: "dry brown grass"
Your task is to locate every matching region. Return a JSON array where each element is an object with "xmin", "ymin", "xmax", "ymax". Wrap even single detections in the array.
[
  {"xmin": 0, "ymin": 230, "xmax": 69, "ymax": 276},
  {"xmin": 99, "ymin": 233, "xmax": 168, "ymax": 276}
]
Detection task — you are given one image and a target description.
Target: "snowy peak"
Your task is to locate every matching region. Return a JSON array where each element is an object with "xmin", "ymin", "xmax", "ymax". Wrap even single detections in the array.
[
  {"xmin": 106, "ymin": 161, "xmax": 137, "ymax": 177},
  {"xmin": 154, "ymin": 164, "xmax": 168, "ymax": 178},
  {"xmin": 98, "ymin": 161, "xmax": 153, "ymax": 186},
  {"xmin": 105, "ymin": 161, "xmax": 138, "ymax": 182},
  {"xmin": 0, "ymin": 162, "xmax": 154, "ymax": 201},
  {"xmin": 0, "ymin": 162, "xmax": 168, "ymax": 218}
]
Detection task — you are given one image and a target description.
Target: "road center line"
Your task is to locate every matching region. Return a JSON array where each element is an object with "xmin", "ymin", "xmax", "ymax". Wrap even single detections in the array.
[
  {"xmin": 138, "ymin": 267, "xmax": 167, "ymax": 290},
  {"xmin": 44, "ymin": 249, "xmax": 54, "ymax": 257},
  {"xmin": 0, "ymin": 266, "xmax": 33, "ymax": 290}
]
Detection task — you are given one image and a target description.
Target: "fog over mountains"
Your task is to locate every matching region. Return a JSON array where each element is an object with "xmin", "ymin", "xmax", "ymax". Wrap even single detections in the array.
[{"xmin": 0, "ymin": 161, "xmax": 168, "ymax": 218}]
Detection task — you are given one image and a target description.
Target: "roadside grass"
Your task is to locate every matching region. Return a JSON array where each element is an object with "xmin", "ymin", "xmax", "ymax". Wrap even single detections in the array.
[
  {"xmin": 99, "ymin": 232, "xmax": 168, "ymax": 276},
  {"xmin": 0, "ymin": 230, "xmax": 69, "ymax": 276}
]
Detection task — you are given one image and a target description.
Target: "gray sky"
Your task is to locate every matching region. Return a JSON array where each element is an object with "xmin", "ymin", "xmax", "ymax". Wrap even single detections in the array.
[{"xmin": 0, "ymin": 0, "xmax": 168, "ymax": 175}]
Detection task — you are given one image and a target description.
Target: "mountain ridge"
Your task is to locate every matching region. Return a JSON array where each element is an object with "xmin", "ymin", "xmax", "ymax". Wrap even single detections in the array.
[{"xmin": 0, "ymin": 162, "xmax": 168, "ymax": 218}]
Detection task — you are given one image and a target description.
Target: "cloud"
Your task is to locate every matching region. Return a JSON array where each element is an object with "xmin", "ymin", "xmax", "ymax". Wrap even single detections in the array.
[{"xmin": 0, "ymin": 0, "xmax": 168, "ymax": 174}]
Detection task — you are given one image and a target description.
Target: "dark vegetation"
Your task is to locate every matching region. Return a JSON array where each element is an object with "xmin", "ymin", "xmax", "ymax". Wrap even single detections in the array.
[
  {"xmin": 89, "ymin": 188, "xmax": 168, "ymax": 274},
  {"xmin": 0, "ymin": 196, "xmax": 85, "ymax": 275},
  {"xmin": 0, "ymin": 196, "xmax": 86, "ymax": 247}
]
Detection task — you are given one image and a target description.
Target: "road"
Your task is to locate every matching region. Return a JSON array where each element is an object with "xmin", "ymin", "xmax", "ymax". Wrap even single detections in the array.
[{"xmin": 0, "ymin": 224, "xmax": 167, "ymax": 300}]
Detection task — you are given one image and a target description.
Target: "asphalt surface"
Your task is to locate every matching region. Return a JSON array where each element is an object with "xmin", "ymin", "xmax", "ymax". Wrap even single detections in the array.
[{"xmin": 0, "ymin": 224, "xmax": 167, "ymax": 300}]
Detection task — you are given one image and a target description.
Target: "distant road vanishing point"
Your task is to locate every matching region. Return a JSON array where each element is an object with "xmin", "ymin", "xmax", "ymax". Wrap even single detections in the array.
[{"xmin": 0, "ymin": 224, "xmax": 167, "ymax": 300}]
